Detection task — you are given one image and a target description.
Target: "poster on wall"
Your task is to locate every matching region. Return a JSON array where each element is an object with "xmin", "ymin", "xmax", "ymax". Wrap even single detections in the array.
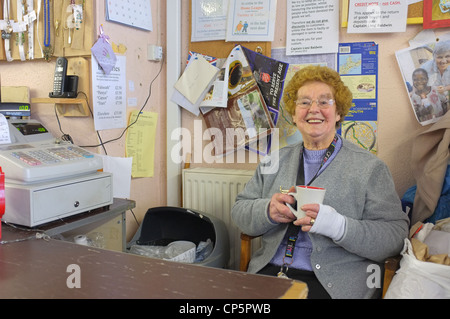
[
  {"xmin": 338, "ymin": 42, "xmax": 378, "ymax": 154},
  {"xmin": 91, "ymin": 55, "xmax": 127, "ymax": 131},
  {"xmin": 225, "ymin": 0, "xmax": 277, "ymax": 42},
  {"xmin": 241, "ymin": 46, "xmax": 289, "ymax": 155},
  {"xmin": 286, "ymin": 0, "xmax": 339, "ymax": 55},
  {"xmin": 241, "ymin": 46, "xmax": 289, "ymax": 123},
  {"xmin": 396, "ymin": 39, "xmax": 450, "ymax": 126},
  {"xmin": 191, "ymin": 0, "xmax": 229, "ymax": 42},
  {"xmin": 347, "ymin": 0, "xmax": 408, "ymax": 33}
]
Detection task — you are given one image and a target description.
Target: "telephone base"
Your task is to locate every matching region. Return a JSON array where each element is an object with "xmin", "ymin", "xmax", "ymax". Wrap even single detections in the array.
[{"xmin": 49, "ymin": 92, "xmax": 78, "ymax": 98}]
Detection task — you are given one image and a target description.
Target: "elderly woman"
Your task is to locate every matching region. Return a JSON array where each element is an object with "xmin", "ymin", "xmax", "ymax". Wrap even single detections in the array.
[{"xmin": 231, "ymin": 65, "xmax": 409, "ymax": 299}]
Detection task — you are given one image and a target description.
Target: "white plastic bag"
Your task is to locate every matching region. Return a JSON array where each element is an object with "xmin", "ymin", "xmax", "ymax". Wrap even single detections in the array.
[
  {"xmin": 384, "ymin": 238, "xmax": 450, "ymax": 299},
  {"xmin": 129, "ymin": 241, "xmax": 196, "ymax": 263}
]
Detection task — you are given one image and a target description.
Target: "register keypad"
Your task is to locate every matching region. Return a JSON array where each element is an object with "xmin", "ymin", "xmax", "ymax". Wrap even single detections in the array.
[{"xmin": 11, "ymin": 146, "xmax": 93, "ymax": 166}]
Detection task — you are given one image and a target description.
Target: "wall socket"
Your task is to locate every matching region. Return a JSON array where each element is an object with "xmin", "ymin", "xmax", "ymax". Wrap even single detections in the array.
[{"xmin": 148, "ymin": 45, "xmax": 163, "ymax": 61}]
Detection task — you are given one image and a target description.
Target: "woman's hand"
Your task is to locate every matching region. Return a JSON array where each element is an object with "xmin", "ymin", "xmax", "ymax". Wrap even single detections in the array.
[
  {"xmin": 268, "ymin": 187, "xmax": 297, "ymax": 224},
  {"xmin": 293, "ymin": 203, "xmax": 319, "ymax": 232},
  {"xmin": 294, "ymin": 204, "xmax": 346, "ymax": 241}
]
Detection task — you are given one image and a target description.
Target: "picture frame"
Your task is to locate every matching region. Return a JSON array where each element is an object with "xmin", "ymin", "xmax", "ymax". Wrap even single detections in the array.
[
  {"xmin": 395, "ymin": 40, "xmax": 450, "ymax": 126},
  {"xmin": 423, "ymin": 0, "xmax": 450, "ymax": 29}
]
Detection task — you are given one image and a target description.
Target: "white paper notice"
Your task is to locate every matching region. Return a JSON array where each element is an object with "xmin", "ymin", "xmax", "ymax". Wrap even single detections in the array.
[
  {"xmin": 174, "ymin": 56, "xmax": 219, "ymax": 105},
  {"xmin": 0, "ymin": 114, "xmax": 11, "ymax": 144},
  {"xmin": 92, "ymin": 55, "xmax": 127, "ymax": 131},
  {"xmin": 287, "ymin": 0, "xmax": 339, "ymax": 56},
  {"xmin": 347, "ymin": 0, "xmax": 408, "ymax": 33},
  {"xmin": 191, "ymin": 0, "xmax": 228, "ymax": 42},
  {"xmin": 101, "ymin": 155, "xmax": 132, "ymax": 199},
  {"xmin": 226, "ymin": 0, "xmax": 277, "ymax": 42}
]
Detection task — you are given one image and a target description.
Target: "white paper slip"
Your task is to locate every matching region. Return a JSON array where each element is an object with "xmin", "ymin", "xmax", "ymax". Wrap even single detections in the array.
[
  {"xmin": 0, "ymin": 114, "xmax": 11, "ymax": 144},
  {"xmin": 174, "ymin": 56, "xmax": 219, "ymax": 105}
]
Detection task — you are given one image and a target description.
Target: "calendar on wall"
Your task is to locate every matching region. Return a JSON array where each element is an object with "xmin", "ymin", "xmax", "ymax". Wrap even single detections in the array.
[{"xmin": 106, "ymin": 0, "xmax": 153, "ymax": 31}]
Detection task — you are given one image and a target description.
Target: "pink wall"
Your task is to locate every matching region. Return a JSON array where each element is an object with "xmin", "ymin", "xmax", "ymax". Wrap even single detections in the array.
[{"xmin": 0, "ymin": 0, "xmax": 167, "ymax": 239}]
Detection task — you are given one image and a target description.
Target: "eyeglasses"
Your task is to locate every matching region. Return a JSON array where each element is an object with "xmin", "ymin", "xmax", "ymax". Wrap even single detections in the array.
[{"xmin": 295, "ymin": 98, "xmax": 335, "ymax": 109}]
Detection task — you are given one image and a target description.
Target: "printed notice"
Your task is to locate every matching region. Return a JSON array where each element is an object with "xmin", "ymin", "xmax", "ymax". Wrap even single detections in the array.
[
  {"xmin": 125, "ymin": 111, "xmax": 158, "ymax": 178},
  {"xmin": 226, "ymin": 0, "xmax": 277, "ymax": 42},
  {"xmin": 0, "ymin": 114, "xmax": 11, "ymax": 144},
  {"xmin": 287, "ymin": 0, "xmax": 339, "ymax": 55},
  {"xmin": 92, "ymin": 55, "xmax": 127, "ymax": 131},
  {"xmin": 347, "ymin": 0, "xmax": 408, "ymax": 33},
  {"xmin": 191, "ymin": 0, "xmax": 228, "ymax": 42}
]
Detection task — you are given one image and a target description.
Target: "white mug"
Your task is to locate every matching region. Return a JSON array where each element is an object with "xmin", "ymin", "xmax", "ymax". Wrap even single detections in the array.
[{"xmin": 286, "ymin": 186, "xmax": 326, "ymax": 219}]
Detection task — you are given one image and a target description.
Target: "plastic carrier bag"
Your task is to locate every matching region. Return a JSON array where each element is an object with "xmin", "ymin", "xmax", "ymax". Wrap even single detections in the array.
[
  {"xmin": 129, "ymin": 238, "xmax": 214, "ymax": 264},
  {"xmin": 130, "ymin": 240, "xmax": 196, "ymax": 263},
  {"xmin": 384, "ymin": 238, "xmax": 450, "ymax": 299}
]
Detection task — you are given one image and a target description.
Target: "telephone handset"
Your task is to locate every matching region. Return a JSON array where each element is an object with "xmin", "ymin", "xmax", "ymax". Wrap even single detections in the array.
[
  {"xmin": 52, "ymin": 57, "xmax": 68, "ymax": 96},
  {"xmin": 49, "ymin": 57, "xmax": 78, "ymax": 98}
]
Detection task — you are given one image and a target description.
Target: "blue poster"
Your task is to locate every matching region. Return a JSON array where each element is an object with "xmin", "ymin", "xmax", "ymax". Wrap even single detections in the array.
[{"xmin": 338, "ymin": 42, "xmax": 378, "ymax": 154}]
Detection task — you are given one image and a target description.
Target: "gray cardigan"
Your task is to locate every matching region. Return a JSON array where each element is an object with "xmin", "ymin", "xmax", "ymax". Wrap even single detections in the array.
[{"xmin": 231, "ymin": 139, "xmax": 410, "ymax": 299}]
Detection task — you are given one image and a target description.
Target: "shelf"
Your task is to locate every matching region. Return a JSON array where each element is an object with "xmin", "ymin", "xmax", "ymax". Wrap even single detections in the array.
[
  {"xmin": 31, "ymin": 57, "xmax": 91, "ymax": 118},
  {"xmin": 31, "ymin": 97, "xmax": 90, "ymax": 117}
]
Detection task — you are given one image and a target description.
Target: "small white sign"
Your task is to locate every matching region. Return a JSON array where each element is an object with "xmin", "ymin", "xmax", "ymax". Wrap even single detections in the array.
[{"xmin": 347, "ymin": 0, "xmax": 408, "ymax": 33}]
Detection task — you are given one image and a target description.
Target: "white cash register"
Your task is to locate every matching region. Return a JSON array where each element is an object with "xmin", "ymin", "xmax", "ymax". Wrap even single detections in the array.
[{"xmin": 0, "ymin": 119, "xmax": 113, "ymax": 227}]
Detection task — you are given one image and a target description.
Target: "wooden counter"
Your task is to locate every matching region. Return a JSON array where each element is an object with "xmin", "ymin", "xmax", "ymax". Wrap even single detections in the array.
[{"xmin": 0, "ymin": 203, "xmax": 308, "ymax": 300}]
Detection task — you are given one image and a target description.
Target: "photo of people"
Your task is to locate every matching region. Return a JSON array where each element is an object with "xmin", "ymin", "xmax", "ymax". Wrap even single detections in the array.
[{"xmin": 396, "ymin": 39, "xmax": 450, "ymax": 125}]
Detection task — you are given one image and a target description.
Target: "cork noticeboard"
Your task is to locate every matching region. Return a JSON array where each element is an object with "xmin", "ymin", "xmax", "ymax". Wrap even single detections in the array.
[
  {"xmin": 188, "ymin": 0, "xmax": 271, "ymax": 59},
  {"xmin": 407, "ymin": 0, "xmax": 424, "ymax": 24},
  {"xmin": 0, "ymin": 0, "xmax": 93, "ymax": 62}
]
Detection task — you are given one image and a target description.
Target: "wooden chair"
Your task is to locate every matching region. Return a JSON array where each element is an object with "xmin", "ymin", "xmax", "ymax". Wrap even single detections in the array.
[
  {"xmin": 382, "ymin": 255, "xmax": 401, "ymax": 298},
  {"xmin": 239, "ymin": 233, "xmax": 257, "ymax": 272},
  {"xmin": 240, "ymin": 233, "xmax": 401, "ymax": 298}
]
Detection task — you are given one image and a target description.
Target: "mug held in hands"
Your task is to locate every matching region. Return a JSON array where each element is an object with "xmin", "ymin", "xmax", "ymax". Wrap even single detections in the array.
[{"xmin": 286, "ymin": 186, "xmax": 326, "ymax": 219}]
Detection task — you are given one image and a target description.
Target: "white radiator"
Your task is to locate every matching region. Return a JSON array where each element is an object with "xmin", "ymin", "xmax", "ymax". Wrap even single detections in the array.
[{"xmin": 182, "ymin": 167, "xmax": 259, "ymax": 270}]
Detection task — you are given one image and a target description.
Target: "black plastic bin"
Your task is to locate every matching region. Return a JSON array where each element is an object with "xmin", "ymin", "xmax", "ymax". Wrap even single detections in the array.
[{"xmin": 127, "ymin": 206, "xmax": 230, "ymax": 268}]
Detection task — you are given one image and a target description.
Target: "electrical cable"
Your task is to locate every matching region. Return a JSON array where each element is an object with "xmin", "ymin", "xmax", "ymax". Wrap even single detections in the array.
[
  {"xmin": 79, "ymin": 53, "xmax": 165, "ymax": 150},
  {"xmin": 54, "ymin": 54, "xmax": 164, "ymax": 154},
  {"xmin": 128, "ymin": 208, "xmax": 140, "ymax": 226},
  {"xmin": 77, "ymin": 91, "xmax": 107, "ymax": 155},
  {"xmin": 54, "ymin": 104, "xmax": 74, "ymax": 143},
  {"xmin": 0, "ymin": 221, "xmax": 49, "ymax": 245}
]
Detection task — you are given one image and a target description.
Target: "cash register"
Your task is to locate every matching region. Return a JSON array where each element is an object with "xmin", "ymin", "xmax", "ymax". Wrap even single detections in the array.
[{"xmin": 0, "ymin": 118, "xmax": 113, "ymax": 227}]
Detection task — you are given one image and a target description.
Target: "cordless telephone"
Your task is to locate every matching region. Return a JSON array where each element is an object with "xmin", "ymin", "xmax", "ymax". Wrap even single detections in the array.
[
  {"xmin": 49, "ymin": 57, "xmax": 78, "ymax": 98},
  {"xmin": 51, "ymin": 57, "xmax": 68, "ymax": 97}
]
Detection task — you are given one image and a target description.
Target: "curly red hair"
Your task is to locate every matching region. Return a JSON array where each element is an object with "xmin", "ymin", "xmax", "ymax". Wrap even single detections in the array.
[{"xmin": 282, "ymin": 65, "xmax": 353, "ymax": 127}]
